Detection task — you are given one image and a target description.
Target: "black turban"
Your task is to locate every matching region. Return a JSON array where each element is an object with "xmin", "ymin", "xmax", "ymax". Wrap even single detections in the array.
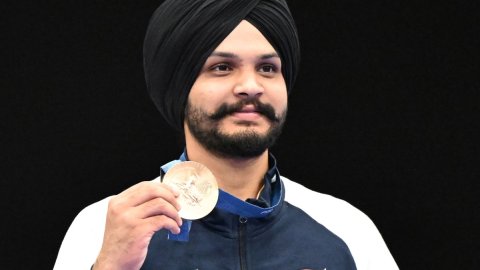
[{"xmin": 144, "ymin": 0, "xmax": 300, "ymax": 131}]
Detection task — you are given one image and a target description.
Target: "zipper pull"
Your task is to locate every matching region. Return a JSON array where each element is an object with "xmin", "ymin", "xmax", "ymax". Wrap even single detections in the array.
[{"xmin": 239, "ymin": 217, "xmax": 248, "ymax": 224}]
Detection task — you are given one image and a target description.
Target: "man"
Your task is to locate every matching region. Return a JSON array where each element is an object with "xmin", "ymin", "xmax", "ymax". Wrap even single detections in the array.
[{"xmin": 55, "ymin": 0, "xmax": 398, "ymax": 269}]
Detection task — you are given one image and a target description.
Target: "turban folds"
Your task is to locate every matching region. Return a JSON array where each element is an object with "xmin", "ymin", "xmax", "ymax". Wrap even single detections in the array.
[{"xmin": 144, "ymin": 0, "xmax": 300, "ymax": 131}]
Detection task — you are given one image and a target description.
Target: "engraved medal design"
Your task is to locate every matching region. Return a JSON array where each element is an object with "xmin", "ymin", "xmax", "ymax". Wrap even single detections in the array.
[{"xmin": 163, "ymin": 161, "xmax": 219, "ymax": 220}]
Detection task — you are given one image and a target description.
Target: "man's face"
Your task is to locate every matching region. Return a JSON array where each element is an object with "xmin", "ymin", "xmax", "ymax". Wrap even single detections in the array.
[{"xmin": 185, "ymin": 20, "xmax": 288, "ymax": 158}]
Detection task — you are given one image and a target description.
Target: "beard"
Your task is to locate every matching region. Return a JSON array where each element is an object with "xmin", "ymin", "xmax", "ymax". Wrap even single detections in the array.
[{"xmin": 185, "ymin": 98, "xmax": 287, "ymax": 159}]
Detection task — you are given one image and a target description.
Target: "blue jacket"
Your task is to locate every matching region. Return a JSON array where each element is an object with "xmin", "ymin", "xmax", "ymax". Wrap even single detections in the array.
[
  {"xmin": 54, "ymin": 156, "xmax": 398, "ymax": 270},
  {"xmin": 142, "ymin": 181, "xmax": 356, "ymax": 269}
]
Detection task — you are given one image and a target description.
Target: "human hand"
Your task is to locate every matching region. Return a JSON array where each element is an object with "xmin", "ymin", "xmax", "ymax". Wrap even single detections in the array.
[{"xmin": 93, "ymin": 181, "xmax": 182, "ymax": 270}]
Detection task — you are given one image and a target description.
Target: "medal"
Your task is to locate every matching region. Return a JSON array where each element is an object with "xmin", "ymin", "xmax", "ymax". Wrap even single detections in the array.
[{"xmin": 162, "ymin": 161, "xmax": 219, "ymax": 220}]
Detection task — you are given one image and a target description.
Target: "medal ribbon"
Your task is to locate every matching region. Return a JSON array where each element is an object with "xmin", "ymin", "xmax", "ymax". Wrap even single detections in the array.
[{"xmin": 161, "ymin": 153, "xmax": 283, "ymax": 242}]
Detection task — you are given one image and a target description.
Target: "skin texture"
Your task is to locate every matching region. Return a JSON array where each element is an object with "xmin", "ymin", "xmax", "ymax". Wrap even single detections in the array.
[
  {"xmin": 93, "ymin": 20, "xmax": 287, "ymax": 270},
  {"xmin": 94, "ymin": 182, "xmax": 182, "ymax": 269}
]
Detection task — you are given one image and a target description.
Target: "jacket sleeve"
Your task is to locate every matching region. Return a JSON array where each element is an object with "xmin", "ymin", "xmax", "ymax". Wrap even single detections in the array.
[
  {"xmin": 53, "ymin": 197, "xmax": 111, "ymax": 270},
  {"xmin": 282, "ymin": 177, "xmax": 399, "ymax": 270}
]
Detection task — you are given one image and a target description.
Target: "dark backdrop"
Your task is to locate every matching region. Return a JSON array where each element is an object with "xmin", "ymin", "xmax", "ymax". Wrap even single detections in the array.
[{"xmin": 2, "ymin": 0, "xmax": 479, "ymax": 269}]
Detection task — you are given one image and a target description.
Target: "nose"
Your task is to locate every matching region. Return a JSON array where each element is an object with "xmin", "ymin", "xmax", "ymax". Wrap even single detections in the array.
[{"xmin": 233, "ymin": 71, "xmax": 264, "ymax": 98}]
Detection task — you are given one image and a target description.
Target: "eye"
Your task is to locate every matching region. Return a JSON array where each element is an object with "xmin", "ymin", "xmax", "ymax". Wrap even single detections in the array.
[
  {"xmin": 258, "ymin": 64, "xmax": 278, "ymax": 75},
  {"xmin": 210, "ymin": 63, "xmax": 233, "ymax": 73}
]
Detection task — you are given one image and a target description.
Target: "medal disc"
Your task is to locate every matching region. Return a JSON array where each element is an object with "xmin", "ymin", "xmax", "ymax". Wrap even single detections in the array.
[{"xmin": 162, "ymin": 161, "xmax": 219, "ymax": 220}]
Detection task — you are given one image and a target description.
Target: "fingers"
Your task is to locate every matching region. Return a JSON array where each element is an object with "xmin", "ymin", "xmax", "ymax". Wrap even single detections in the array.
[
  {"xmin": 142, "ymin": 215, "xmax": 183, "ymax": 235},
  {"xmin": 132, "ymin": 196, "xmax": 183, "ymax": 226},
  {"xmin": 107, "ymin": 181, "xmax": 183, "ymax": 229},
  {"xmin": 95, "ymin": 180, "xmax": 184, "ymax": 269},
  {"xmin": 115, "ymin": 181, "xmax": 181, "ymax": 210}
]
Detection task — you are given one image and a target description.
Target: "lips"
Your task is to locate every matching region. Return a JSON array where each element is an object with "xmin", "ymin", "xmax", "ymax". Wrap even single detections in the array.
[
  {"xmin": 236, "ymin": 105, "xmax": 258, "ymax": 113},
  {"xmin": 231, "ymin": 106, "xmax": 263, "ymax": 121},
  {"xmin": 209, "ymin": 98, "xmax": 279, "ymax": 122}
]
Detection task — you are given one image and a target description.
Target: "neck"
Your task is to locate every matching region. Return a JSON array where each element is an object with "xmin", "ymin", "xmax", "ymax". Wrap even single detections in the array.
[{"xmin": 184, "ymin": 131, "xmax": 269, "ymax": 201}]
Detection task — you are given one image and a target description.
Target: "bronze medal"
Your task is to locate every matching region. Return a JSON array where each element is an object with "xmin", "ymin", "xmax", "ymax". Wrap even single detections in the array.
[{"xmin": 162, "ymin": 161, "xmax": 219, "ymax": 220}]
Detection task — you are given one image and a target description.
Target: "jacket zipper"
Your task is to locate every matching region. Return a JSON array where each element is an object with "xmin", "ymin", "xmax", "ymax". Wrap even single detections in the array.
[{"xmin": 238, "ymin": 216, "xmax": 248, "ymax": 270}]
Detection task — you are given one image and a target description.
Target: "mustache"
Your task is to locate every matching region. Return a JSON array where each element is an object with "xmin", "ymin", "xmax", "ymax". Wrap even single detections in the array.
[{"xmin": 209, "ymin": 98, "xmax": 280, "ymax": 122}]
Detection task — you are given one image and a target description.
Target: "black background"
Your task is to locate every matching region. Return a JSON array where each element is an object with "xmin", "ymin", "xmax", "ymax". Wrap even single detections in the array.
[{"xmin": 2, "ymin": 0, "xmax": 479, "ymax": 269}]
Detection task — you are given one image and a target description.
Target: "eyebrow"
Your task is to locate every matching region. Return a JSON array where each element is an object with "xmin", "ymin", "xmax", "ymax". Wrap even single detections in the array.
[
  {"xmin": 260, "ymin": 53, "xmax": 280, "ymax": 60},
  {"xmin": 209, "ymin": 51, "xmax": 280, "ymax": 60}
]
